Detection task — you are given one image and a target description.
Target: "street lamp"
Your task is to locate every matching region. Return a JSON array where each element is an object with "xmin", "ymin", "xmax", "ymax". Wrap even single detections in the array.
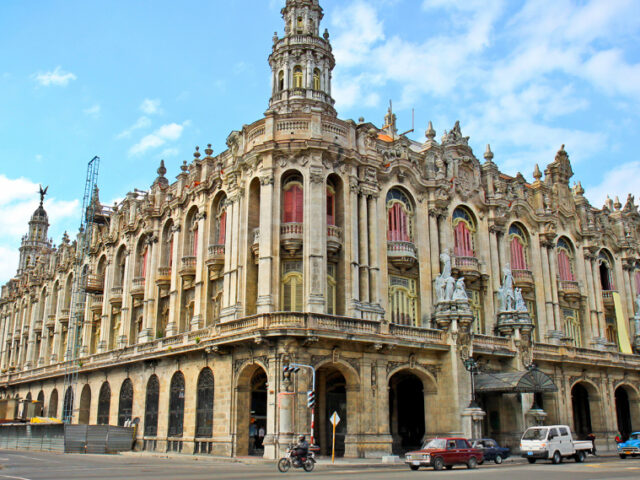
[{"xmin": 463, "ymin": 357, "xmax": 479, "ymax": 408}]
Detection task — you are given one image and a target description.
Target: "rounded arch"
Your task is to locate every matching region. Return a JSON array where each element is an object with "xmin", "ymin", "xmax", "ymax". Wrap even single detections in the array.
[
  {"xmin": 114, "ymin": 245, "xmax": 127, "ymax": 287},
  {"xmin": 234, "ymin": 363, "xmax": 269, "ymax": 456},
  {"xmin": 508, "ymin": 222, "xmax": 530, "ymax": 270},
  {"xmin": 184, "ymin": 206, "xmax": 200, "ymax": 257},
  {"xmin": 571, "ymin": 380, "xmax": 604, "ymax": 438},
  {"xmin": 168, "ymin": 371, "xmax": 185, "ymax": 437},
  {"xmin": 48, "ymin": 388, "xmax": 58, "ymax": 418},
  {"xmin": 210, "ymin": 191, "xmax": 228, "ymax": 247},
  {"xmin": 281, "ymin": 170, "xmax": 304, "ymax": 224},
  {"xmin": 388, "ymin": 369, "xmax": 431, "ymax": 453},
  {"xmin": 25, "ymin": 392, "xmax": 32, "ymax": 401},
  {"xmin": 598, "ymin": 249, "xmax": 615, "ymax": 291},
  {"xmin": 195, "ymin": 367, "xmax": 215, "ymax": 438},
  {"xmin": 37, "ymin": 390, "xmax": 45, "ymax": 416},
  {"xmin": 97, "ymin": 381, "xmax": 111, "ymax": 425},
  {"xmin": 78, "ymin": 384, "xmax": 91, "ymax": 424},
  {"xmin": 386, "ymin": 186, "xmax": 415, "ymax": 243},
  {"xmin": 97, "ymin": 255, "xmax": 108, "ymax": 277},
  {"xmin": 615, "ymin": 384, "xmax": 640, "ymax": 440},
  {"xmin": 134, "ymin": 235, "xmax": 150, "ymax": 279},
  {"xmin": 160, "ymin": 219, "xmax": 174, "ymax": 268},
  {"xmin": 62, "ymin": 386, "xmax": 73, "ymax": 423},
  {"xmin": 452, "ymin": 205, "xmax": 477, "ymax": 257},
  {"xmin": 144, "ymin": 374, "xmax": 160, "ymax": 437},
  {"xmin": 312, "ymin": 358, "xmax": 361, "ymax": 387},
  {"xmin": 118, "ymin": 378, "xmax": 134, "ymax": 426},
  {"xmin": 386, "ymin": 365, "xmax": 438, "ymax": 395}
]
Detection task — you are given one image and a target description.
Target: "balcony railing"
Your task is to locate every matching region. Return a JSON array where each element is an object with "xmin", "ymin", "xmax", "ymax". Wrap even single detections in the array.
[
  {"xmin": 131, "ymin": 277, "xmax": 146, "ymax": 297},
  {"xmin": 179, "ymin": 256, "xmax": 197, "ymax": 277},
  {"xmin": 327, "ymin": 225, "xmax": 343, "ymax": 254},
  {"xmin": 90, "ymin": 294, "xmax": 104, "ymax": 312},
  {"xmin": 109, "ymin": 286, "xmax": 123, "ymax": 304},
  {"xmin": 206, "ymin": 244, "xmax": 225, "ymax": 269},
  {"xmin": 558, "ymin": 280, "xmax": 581, "ymax": 298},
  {"xmin": 452, "ymin": 256, "xmax": 480, "ymax": 276},
  {"xmin": 59, "ymin": 308, "xmax": 70, "ymax": 324},
  {"xmin": 85, "ymin": 273, "xmax": 105, "ymax": 293},
  {"xmin": 512, "ymin": 269, "xmax": 534, "ymax": 287},
  {"xmin": 602, "ymin": 289, "xmax": 616, "ymax": 306},
  {"xmin": 387, "ymin": 241, "xmax": 417, "ymax": 269},
  {"xmin": 46, "ymin": 314, "xmax": 56, "ymax": 329},
  {"xmin": 156, "ymin": 267, "xmax": 172, "ymax": 286},
  {"xmin": 281, "ymin": 223, "xmax": 303, "ymax": 253}
]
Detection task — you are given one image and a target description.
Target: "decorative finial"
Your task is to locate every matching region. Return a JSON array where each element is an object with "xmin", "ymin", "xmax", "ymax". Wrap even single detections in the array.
[
  {"xmin": 484, "ymin": 144, "xmax": 494, "ymax": 162},
  {"xmin": 204, "ymin": 143, "xmax": 213, "ymax": 157},
  {"xmin": 273, "ymin": 31, "xmax": 279, "ymax": 44},
  {"xmin": 574, "ymin": 181, "xmax": 584, "ymax": 196},
  {"xmin": 358, "ymin": 117, "xmax": 365, "ymax": 123},
  {"xmin": 533, "ymin": 164, "xmax": 542, "ymax": 181},
  {"xmin": 614, "ymin": 196, "xmax": 622, "ymax": 211},
  {"xmin": 157, "ymin": 160, "xmax": 166, "ymax": 177},
  {"xmin": 193, "ymin": 146, "xmax": 201, "ymax": 159},
  {"xmin": 38, "ymin": 185, "xmax": 49, "ymax": 207},
  {"xmin": 323, "ymin": 28, "xmax": 330, "ymax": 41},
  {"xmin": 180, "ymin": 160, "xmax": 189, "ymax": 173},
  {"xmin": 426, "ymin": 121, "xmax": 436, "ymax": 141}
]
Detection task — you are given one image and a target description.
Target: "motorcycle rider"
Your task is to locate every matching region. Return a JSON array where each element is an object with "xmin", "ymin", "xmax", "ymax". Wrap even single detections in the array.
[{"xmin": 292, "ymin": 435, "xmax": 309, "ymax": 465}]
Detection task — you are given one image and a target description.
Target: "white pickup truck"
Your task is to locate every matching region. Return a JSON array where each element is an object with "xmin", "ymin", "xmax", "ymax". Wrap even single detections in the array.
[{"xmin": 520, "ymin": 425, "xmax": 593, "ymax": 464}]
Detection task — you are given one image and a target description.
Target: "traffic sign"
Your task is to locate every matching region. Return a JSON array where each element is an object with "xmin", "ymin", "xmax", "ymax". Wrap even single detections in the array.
[{"xmin": 330, "ymin": 411, "xmax": 341, "ymax": 426}]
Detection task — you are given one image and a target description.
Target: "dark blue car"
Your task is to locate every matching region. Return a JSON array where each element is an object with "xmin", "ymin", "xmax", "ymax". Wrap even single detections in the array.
[{"xmin": 471, "ymin": 438, "xmax": 510, "ymax": 464}]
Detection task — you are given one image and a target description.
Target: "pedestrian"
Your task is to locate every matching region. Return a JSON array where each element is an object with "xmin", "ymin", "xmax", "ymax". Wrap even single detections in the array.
[
  {"xmin": 587, "ymin": 432, "xmax": 596, "ymax": 456},
  {"xmin": 258, "ymin": 425, "xmax": 265, "ymax": 449}
]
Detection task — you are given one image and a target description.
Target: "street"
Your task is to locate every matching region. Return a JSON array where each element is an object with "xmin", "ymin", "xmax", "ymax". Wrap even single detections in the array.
[{"xmin": 1, "ymin": 450, "xmax": 640, "ymax": 480}]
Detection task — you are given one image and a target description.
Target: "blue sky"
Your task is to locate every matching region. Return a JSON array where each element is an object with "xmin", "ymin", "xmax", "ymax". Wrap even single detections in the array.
[{"xmin": 1, "ymin": 0, "xmax": 640, "ymax": 284}]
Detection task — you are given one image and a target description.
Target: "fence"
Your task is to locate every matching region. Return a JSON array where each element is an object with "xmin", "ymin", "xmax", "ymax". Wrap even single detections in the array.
[{"xmin": 0, "ymin": 423, "xmax": 134, "ymax": 453}]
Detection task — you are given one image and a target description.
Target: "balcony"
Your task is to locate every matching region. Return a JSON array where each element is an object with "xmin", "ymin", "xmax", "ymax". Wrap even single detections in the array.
[
  {"xmin": 59, "ymin": 308, "xmax": 70, "ymax": 325},
  {"xmin": 251, "ymin": 228, "xmax": 260, "ymax": 261},
  {"xmin": 387, "ymin": 241, "xmax": 417, "ymax": 270},
  {"xmin": 512, "ymin": 269, "xmax": 534, "ymax": 289},
  {"xmin": 131, "ymin": 277, "xmax": 146, "ymax": 298},
  {"xmin": 85, "ymin": 273, "xmax": 104, "ymax": 293},
  {"xmin": 90, "ymin": 294, "xmax": 104, "ymax": 312},
  {"xmin": 46, "ymin": 314, "xmax": 56, "ymax": 329},
  {"xmin": 452, "ymin": 255, "xmax": 480, "ymax": 278},
  {"xmin": 34, "ymin": 320, "xmax": 42, "ymax": 333},
  {"xmin": 327, "ymin": 225, "xmax": 343, "ymax": 254},
  {"xmin": 179, "ymin": 256, "xmax": 197, "ymax": 277},
  {"xmin": 155, "ymin": 267, "xmax": 172, "ymax": 287},
  {"xmin": 109, "ymin": 286, "xmax": 123, "ymax": 305},
  {"xmin": 281, "ymin": 223, "xmax": 303, "ymax": 254},
  {"xmin": 206, "ymin": 244, "xmax": 225, "ymax": 270},
  {"xmin": 602, "ymin": 290, "xmax": 616, "ymax": 307},
  {"xmin": 558, "ymin": 280, "xmax": 581, "ymax": 300}
]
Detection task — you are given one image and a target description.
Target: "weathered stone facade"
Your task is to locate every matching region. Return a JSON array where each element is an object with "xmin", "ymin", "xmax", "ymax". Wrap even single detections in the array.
[{"xmin": 2, "ymin": 0, "xmax": 640, "ymax": 458}]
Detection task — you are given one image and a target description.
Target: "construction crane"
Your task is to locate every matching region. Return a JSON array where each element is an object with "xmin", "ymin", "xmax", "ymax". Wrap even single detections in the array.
[{"xmin": 62, "ymin": 156, "xmax": 100, "ymax": 423}]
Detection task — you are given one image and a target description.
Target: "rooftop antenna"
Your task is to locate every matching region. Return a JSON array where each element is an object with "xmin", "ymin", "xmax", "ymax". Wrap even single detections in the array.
[{"xmin": 400, "ymin": 108, "xmax": 415, "ymax": 137}]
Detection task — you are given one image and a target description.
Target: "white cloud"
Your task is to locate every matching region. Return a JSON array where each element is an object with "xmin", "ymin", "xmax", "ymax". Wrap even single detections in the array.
[
  {"xmin": 140, "ymin": 98, "xmax": 162, "ymax": 115},
  {"xmin": 116, "ymin": 116, "xmax": 151, "ymax": 139},
  {"xmin": 585, "ymin": 161, "xmax": 640, "ymax": 208},
  {"xmin": 159, "ymin": 147, "xmax": 179, "ymax": 158},
  {"xmin": 83, "ymin": 104, "xmax": 101, "ymax": 118},
  {"xmin": 33, "ymin": 66, "xmax": 77, "ymax": 87},
  {"xmin": 129, "ymin": 121, "xmax": 189, "ymax": 156}
]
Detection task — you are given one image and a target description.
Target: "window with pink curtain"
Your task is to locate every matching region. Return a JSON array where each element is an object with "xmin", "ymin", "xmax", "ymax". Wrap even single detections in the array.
[
  {"xmin": 387, "ymin": 203, "xmax": 409, "ymax": 242},
  {"xmin": 326, "ymin": 189, "xmax": 335, "ymax": 226},
  {"xmin": 192, "ymin": 225, "xmax": 198, "ymax": 257},
  {"xmin": 142, "ymin": 248, "xmax": 148, "ymax": 278},
  {"xmin": 454, "ymin": 221, "xmax": 474, "ymax": 257},
  {"xmin": 635, "ymin": 271, "xmax": 640, "ymax": 295},
  {"xmin": 217, "ymin": 210, "xmax": 226, "ymax": 245},
  {"xmin": 557, "ymin": 249, "xmax": 574, "ymax": 281},
  {"xmin": 510, "ymin": 236, "xmax": 527, "ymax": 270},
  {"xmin": 283, "ymin": 184, "xmax": 303, "ymax": 223}
]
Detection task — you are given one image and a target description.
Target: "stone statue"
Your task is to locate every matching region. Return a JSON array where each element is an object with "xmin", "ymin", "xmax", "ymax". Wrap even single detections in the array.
[
  {"xmin": 445, "ymin": 276, "xmax": 456, "ymax": 301},
  {"xmin": 635, "ymin": 293, "xmax": 640, "ymax": 317},
  {"xmin": 515, "ymin": 288, "xmax": 527, "ymax": 312},
  {"xmin": 440, "ymin": 250, "xmax": 452, "ymax": 279},
  {"xmin": 435, "ymin": 250, "xmax": 452, "ymax": 303},
  {"xmin": 452, "ymin": 278, "xmax": 468, "ymax": 301},
  {"xmin": 498, "ymin": 263, "xmax": 516, "ymax": 311}
]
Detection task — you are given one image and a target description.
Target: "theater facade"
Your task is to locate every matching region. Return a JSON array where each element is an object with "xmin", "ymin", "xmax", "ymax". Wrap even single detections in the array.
[{"xmin": 2, "ymin": 0, "xmax": 640, "ymax": 458}]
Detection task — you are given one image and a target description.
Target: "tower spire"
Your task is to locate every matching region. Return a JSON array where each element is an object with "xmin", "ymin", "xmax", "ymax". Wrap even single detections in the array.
[{"xmin": 267, "ymin": 0, "xmax": 336, "ymax": 116}]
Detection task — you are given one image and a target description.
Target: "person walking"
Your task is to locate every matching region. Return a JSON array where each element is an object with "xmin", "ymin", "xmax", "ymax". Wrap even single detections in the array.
[{"xmin": 587, "ymin": 432, "xmax": 596, "ymax": 456}]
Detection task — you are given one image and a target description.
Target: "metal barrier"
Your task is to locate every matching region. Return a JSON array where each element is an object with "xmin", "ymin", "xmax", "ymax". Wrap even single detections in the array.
[{"xmin": 0, "ymin": 424, "xmax": 134, "ymax": 453}]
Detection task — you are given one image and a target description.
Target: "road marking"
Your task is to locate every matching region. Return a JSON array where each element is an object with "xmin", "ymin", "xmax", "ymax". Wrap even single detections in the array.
[{"xmin": 0, "ymin": 475, "xmax": 32, "ymax": 480}]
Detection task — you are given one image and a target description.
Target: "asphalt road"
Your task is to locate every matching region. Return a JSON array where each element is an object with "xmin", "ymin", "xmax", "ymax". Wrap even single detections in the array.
[{"xmin": 0, "ymin": 450, "xmax": 639, "ymax": 480}]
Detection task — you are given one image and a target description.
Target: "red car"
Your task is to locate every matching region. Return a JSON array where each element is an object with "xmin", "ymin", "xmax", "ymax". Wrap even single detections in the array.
[{"xmin": 404, "ymin": 437, "xmax": 483, "ymax": 471}]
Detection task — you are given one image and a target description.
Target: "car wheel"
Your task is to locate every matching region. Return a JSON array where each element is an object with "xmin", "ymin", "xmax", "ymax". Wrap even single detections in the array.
[
  {"xmin": 552, "ymin": 451, "xmax": 562, "ymax": 464},
  {"xmin": 478, "ymin": 458, "xmax": 484, "ymax": 465},
  {"xmin": 468, "ymin": 457, "xmax": 478, "ymax": 469},
  {"xmin": 495, "ymin": 454, "xmax": 503, "ymax": 464},
  {"xmin": 527, "ymin": 458, "xmax": 536, "ymax": 464},
  {"xmin": 410, "ymin": 465, "xmax": 419, "ymax": 471},
  {"xmin": 433, "ymin": 457, "xmax": 444, "ymax": 471},
  {"xmin": 619, "ymin": 454, "xmax": 627, "ymax": 459},
  {"xmin": 575, "ymin": 451, "xmax": 585, "ymax": 463}
]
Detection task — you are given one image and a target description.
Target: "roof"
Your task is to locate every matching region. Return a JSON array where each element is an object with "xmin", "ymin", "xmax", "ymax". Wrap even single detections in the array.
[{"xmin": 475, "ymin": 369, "xmax": 558, "ymax": 394}]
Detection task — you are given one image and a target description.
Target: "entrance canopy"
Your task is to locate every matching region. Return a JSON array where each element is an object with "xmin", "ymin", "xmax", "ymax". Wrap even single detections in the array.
[{"xmin": 475, "ymin": 369, "xmax": 558, "ymax": 393}]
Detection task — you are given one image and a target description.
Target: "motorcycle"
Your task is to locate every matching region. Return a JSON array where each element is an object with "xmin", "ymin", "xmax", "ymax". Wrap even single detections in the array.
[{"xmin": 277, "ymin": 444, "xmax": 316, "ymax": 472}]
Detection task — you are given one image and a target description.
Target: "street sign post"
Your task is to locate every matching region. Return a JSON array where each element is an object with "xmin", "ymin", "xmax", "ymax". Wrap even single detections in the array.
[{"xmin": 329, "ymin": 411, "xmax": 341, "ymax": 463}]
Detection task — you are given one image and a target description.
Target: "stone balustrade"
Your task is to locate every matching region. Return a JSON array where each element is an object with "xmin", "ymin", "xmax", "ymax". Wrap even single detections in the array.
[
  {"xmin": 327, "ymin": 225, "xmax": 343, "ymax": 254},
  {"xmin": 280, "ymin": 223, "xmax": 303, "ymax": 253},
  {"xmin": 387, "ymin": 241, "xmax": 417, "ymax": 269}
]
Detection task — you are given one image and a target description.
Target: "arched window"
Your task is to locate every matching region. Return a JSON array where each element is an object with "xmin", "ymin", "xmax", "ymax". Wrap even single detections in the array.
[
  {"xmin": 386, "ymin": 189, "xmax": 413, "ymax": 242},
  {"xmin": 283, "ymin": 177, "xmax": 303, "ymax": 224},
  {"xmin": 326, "ymin": 185, "xmax": 336, "ymax": 226},
  {"xmin": 282, "ymin": 261, "xmax": 303, "ymax": 312},
  {"xmin": 557, "ymin": 238, "xmax": 575, "ymax": 281},
  {"xmin": 196, "ymin": 368, "xmax": 214, "ymax": 438},
  {"xmin": 599, "ymin": 251, "xmax": 615, "ymax": 291},
  {"xmin": 635, "ymin": 270, "xmax": 640, "ymax": 296},
  {"xmin": 161, "ymin": 221, "xmax": 174, "ymax": 268},
  {"xmin": 452, "ymin": 207, "xmax": 475, "ymax": 257},
  {"xmin": 327, "ymin": 263, "xmax": 337, "ymax": 315},
  {"xmin": 313, "ymin": 68, "xmax": 321, "ymax": 90},
  {"xmin": 278, "ymin": 70, "xmax": 284, "ymax": 91},
  {"xmin": 509, "ymin": 224, "xmax": 529, "ymax": 270},
  {"xmin": 49, "ymin": 389, "xmax": 58, "ymax": 418},
  {"xmin": 62, "ymin": 387, "xmax": 74, "ymax": 423},
  {"xmin": 564, "ymin": 309, "xmax": 582, "ymax": 347},
  {"xmin": 168, "ymin": 372, "xmax": 185, "ymax": 437},
  {"xmin": 144, "ymin": 375, "xmax": 160, "ymax": 437},
  {"xmin": 293, "ymin": 66, "xmax": 303, "ymax": 89},
  {"xmin": 97, "ymin": 382, "xmax": 111, "ymax": 425},
  {"xmin": 389, "ymin": 275, "xmax": 418, "ymax": 326},
  {"xmin": 37, "ymin": 390, "xmax": 45, "ymax": 416},
  {"xmin": 118, "ymin": 379, "xmax": 134, "ymax": 426},
  {"xmin": 215, "ymin": 200, "xmax": 227, "ymax": 246},
  {"xmin": 296, "ymin": 16, "xmax": 304, "ymax": 34},
  {"xmin": 189, "ymin": 212, "xmax": 199, "ymax": 257}
]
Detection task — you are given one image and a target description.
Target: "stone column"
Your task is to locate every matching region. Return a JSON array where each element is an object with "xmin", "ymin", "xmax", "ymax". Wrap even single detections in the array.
[
  {"xmin": 257, "ymin": 173, "xmax": 275, "ymax": 313},
  {"xmin": 540, "ymin": 243, "xmax": 560, "ymax": 341},
  {"xmin": 348, "ymin": 179, "xmax": 360, "ymax": 315},
  {"xmin": 358, "ymin": 192, "xmax": 370, "ymax": 303},
  {"xmin": 140, "ymin": 235, "xmax": 158, "ymax": 342},
  {"xmin": 367, "ymin": 194, "xmax": 380, "ymax": 306},
  {"xmin": 305, "ymin": 166, "xmax": 326, "ymax": 312},
  {"xmin": 118, "ymin": 247, "xmax": 132, "ymax": 347},
  {"xmin": 590, "ymin": 256, "xmax": 607, "ymax": 340},
  {"xmin": 98, "ymin": 256, "xmax": 113, "ymax": 353},
  {"xmin": 548, "ymin": 246, "xmax": 562, "ymax": 331},
  {"xmin": 191, "ymin": 211, "xmax": 207, "ymax": 330},
  {"xmin": 51, "ymin": 285, "xmax": 63, "ymax": 363},
  {"xmin": 24, "ymin": 300, "xmax": 38, "ymax": 369},
  {"xmin": 583, "ymin": 253, "xmax": 599, "ymax": 341},
  {"xmin": 221, "ymin": 195, "xmax": 241, "ymax": 320},
  {"xmin": 166, "ymin": 225, "xmax": 181, "ymax": 336},
  {"xmin": 486, "ymin": 227, "xmax": 502, "ymax": 333}
]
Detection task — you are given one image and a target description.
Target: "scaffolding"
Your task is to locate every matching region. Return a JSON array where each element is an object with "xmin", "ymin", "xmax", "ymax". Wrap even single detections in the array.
[{"xmin": 62, "ymin": 156, "xmax": 100, "ymax": 423}]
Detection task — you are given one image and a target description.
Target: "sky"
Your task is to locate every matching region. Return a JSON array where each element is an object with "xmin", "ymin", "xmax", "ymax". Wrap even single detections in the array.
[{"xmin": 1, "ymin": 0, "xmax": 639, "ymax": 285}]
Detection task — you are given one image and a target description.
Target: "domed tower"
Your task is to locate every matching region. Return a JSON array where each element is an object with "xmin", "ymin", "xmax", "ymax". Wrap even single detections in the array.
[
  {"xmin": 17, "ymin": 185, "xmax": 52, "ymax": 275},
  {"xmin": 267, "ymin": 0, "xmax": 336, "ymax": 116}
]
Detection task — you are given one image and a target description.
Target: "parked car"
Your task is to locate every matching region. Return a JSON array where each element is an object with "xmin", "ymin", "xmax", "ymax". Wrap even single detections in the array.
[
  {"xmin": 471, "ymin": 438, "xmax": 510, "ymax": 464},
  {"xmin": 617, "ymin": 432, "xmax": 640, "ymax": 458},
  {"xmin": 404, "ymin": 437, "xmax": 483, "ymax": 471},
  {"xmin": 520, "ymin": 425, "xmax": 592, "ymax": 464}
]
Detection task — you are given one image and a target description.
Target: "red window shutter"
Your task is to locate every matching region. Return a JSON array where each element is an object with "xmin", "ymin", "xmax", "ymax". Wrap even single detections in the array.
[
  {"xmin": 218, "ymin": 211, "xmax": 227, "ymax": 245},
  {"xmin": 326, "ymin": 191, "xmax": 335, "ymax": 226},
  {"xmin": 294, "ymin": 185, "xmax": 303, "ymax": 223},
  {"xmin": 169, "ymin": 238, "xmax": 173, "ymax": 268},
  {"xmin": 283, "ymin": 188, "xmax": 294, "ymax": 223},
  {"xmin": 142, "ymin": 250, "xmax": 148, "ymax": 278},
  {"xmin": 192, "ymin": 228, "xmax": 198, "ymax": 257},
  {"xmin": 636, "ymin": 271, "xmax": 640, "ymax": 295},
  {"xmin": 511, "ymin": 238, "xmax": 526, "ymax": 270},
  {"xmin": 455, "ymin": 222, "xmax": 472, "ymax": 256}
]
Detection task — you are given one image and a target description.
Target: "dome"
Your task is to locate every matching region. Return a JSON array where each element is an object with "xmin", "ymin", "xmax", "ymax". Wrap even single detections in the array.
[{"xmin": 31, "ymin": 204, "xmax": 48, "ymax": 221}]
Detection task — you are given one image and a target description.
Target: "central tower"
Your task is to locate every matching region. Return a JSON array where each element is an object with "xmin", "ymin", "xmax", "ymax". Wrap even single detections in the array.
[{"xmin": 267, "ymin": 0, "xmax": 337, "ymax": 117}]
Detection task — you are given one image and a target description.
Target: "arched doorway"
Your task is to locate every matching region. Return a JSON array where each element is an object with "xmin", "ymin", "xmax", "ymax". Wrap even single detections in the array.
[
  {"xmin": 168, "ymin": 371, "xmax": 185, "ymax": 438},
  {"xmin": 316, "ymin": 366, "xmax": 347, "ymax": 457},
  {"xmin": 235, "ymin": 364, "xmax": 268, "ymax": 457},
  {"xmin": 196, "ymin": 368, "xmax": 214, "ymax": 438},
  {"xmin": 63, "ymin": 387, "xmax": 74, "ymax": 423},
  {"xmin": 144, "ymin": 375, "xmax": 159, "ymax": 437},
  {"xmin": 49, "ymin": 389, "xmax": 58, "ymax": 418},
  {"xmin": 118, "ymin": 379, "xmax": 133, "ymax": 426},
  {"xmin": 78, "ymin": 385, "xmax": 91, "ymax": 425},
  {"xmin": 389, "ymin": 371, "xmax": 425, "ymax": 453},
  {"xmin": 616, "ymin": 387, "xmax": 633, "ymax": 440},
  {"xmin": 37, "ymin": 391, "xmax": 45, "ymax": 416},
  {"xmin": 572, "ymin": 383, "xmax": 592, "ymax": 438},
  {"xmin": 97, "ymin": 382, "xmax": 111, "ymax": 424}
]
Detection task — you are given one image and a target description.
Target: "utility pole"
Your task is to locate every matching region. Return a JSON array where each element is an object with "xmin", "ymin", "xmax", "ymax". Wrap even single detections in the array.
[{"xmin": 283, "ymin": 362, "xmax": 317, "ymax": 445}]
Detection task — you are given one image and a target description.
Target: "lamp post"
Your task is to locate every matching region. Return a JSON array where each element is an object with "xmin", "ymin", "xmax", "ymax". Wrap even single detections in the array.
[{"xmin": 463, "ymin": 357, "xmax": 479, "ymax": 408}]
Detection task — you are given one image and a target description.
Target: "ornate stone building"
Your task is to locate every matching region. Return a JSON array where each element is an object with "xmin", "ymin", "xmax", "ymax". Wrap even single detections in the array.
[{"xmin": 2, "ymin": 0, "xmax": 640, "ymax": 458}]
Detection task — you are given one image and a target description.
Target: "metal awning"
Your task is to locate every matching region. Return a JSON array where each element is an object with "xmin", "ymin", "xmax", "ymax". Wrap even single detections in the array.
[{"xmin": 475, "ymin": 369, "xmax": 558, "ymax": 393}]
